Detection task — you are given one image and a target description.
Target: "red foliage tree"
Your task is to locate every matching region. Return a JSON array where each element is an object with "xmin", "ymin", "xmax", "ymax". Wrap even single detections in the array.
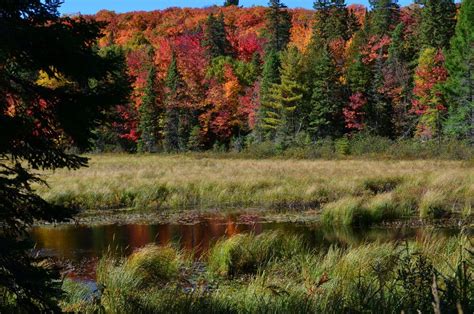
[{"xmin": 343, "ymin": 92, "xmax": 367, "ymax": 131}]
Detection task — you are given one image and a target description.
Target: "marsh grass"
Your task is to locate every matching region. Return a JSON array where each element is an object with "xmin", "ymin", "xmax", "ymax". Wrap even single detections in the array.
[
  {"xmin": 60, "ymin": 279, "xmax": 99, "ymax": 313},
  {"xmin": 94, "ymin": 245, "xmax": 182, "ymax": 313},
  {"xmin": 208, "ymin": 231, "xmax": 305, "ymax": 277},
  {"xmin": 37, "ymin": 155, "xmax": 473, "ymax": 224},
  {"xmin": 62, "ymin": 231, "xmax": 474, "ymax": 313}
]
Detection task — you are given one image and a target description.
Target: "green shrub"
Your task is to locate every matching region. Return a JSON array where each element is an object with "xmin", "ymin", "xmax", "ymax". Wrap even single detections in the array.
[
  {"xmin": 349, "ymin": 134, "xmax": 393, "ymax": 156},
  {"xmin": 243, "ymin": 141, "xmax": 276, "ymax": 158},
  {"xmin": 335, "ymin": 137, "xmax": 350, "ymax": 156}
]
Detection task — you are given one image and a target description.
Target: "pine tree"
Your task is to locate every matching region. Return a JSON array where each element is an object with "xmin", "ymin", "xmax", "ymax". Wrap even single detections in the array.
[
  {"xmin": 137, "ymin": 64, "xmax": 159, "ymax": 152},
  {"xmin": 164, "ymin": 53, "xmax": 184, "ymax": 151},
  {"xmin": 266, "ymin": 0, "xmax": 292, "ymax": 52},
  {"xmin": 203, "ymin": 12, "xmax": 232, "ymax": 59},
  {"xmin": 261, "ymin": 47, "xmax": 306, "ymax": 145},
  {"xmin": 444, "ymin": 0, "xmax": 474, "ymax": 140},
  {"xmin": 419, "ymin": 0, "xmax": 456, "ymax": 49},
  {"xmin": 224, "ymin": 0, "xmax": 239, "ymax": 6},
  {"xmin": 368, "ymin": 55, "xmax": 394, "ymax": 136}
]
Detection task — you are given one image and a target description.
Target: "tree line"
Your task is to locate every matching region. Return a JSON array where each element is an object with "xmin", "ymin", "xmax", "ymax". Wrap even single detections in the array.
[{"xmin": 93, "ymin": 0, "xmax": 473, "ymax": 152}]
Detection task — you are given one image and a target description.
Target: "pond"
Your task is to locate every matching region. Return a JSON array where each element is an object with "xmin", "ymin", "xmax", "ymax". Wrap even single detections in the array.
[{"xmin": 30, "ymin": 214, "xmax": 465, "ymax": 279}]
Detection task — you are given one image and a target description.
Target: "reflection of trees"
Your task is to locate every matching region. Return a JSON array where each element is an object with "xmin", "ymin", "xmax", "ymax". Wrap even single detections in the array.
[
  {"xmin": 155, "ymin": 225, "xmax": 171, "ymax": 246},
  {"xmin": 126, "ymin": 224, "xmax": 154, "ymax": 248},
  {"xmin": 33, "ymin": 220, "xmax": 465, "ymax": 269}
]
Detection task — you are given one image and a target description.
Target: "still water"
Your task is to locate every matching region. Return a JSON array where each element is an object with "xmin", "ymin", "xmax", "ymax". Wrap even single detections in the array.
[{"xmin": 30, "ymin": 215, "xmax": 464, "ymax": 279}]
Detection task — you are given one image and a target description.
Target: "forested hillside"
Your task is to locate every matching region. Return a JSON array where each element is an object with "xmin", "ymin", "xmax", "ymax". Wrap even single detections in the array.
[{"xmin": 86, "ymin": 0, "xmax": 473, "ymax": 152}]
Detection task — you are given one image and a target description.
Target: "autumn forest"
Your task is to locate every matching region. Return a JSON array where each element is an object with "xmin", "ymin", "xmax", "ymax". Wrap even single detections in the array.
[
  {"xmin": 81, "ymin": 0, "xmax": 474, "ymax": 153},
  {"xmin": 1, "ymin": 0, "xmax": 474, "ymax": 312}
]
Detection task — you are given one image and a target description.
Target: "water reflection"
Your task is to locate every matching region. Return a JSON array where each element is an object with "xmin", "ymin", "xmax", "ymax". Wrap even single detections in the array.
[
  {"xmin": 31, "ymin": 217, "xmax": 262, "ymax": 262},
  {"xmin": 31, "ymin": 216, "xmax": 464, "ymax": 264}
]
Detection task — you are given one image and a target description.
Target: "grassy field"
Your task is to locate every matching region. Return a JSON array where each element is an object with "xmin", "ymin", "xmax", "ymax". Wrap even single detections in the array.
[
  {"xmin": 61, "ymin": 230, "xmax": 474, "ymax": 313},
  {"xmin": 37, "ymin": 154, "xmax": 473, "ymax": 224}
]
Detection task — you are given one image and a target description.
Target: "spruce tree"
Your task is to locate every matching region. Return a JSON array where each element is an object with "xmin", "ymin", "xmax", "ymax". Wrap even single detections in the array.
[
  {"xmin": 368, "ymin": 0, "xmax": 399, "ymax": 36},
  {"xmin": 164, "ymin": 53, "xmax": 184, "ymax": 151},
  {"xmin": 137, "ymin": 64, "xmax": 159, "ymax": 152},
  {"xmin": 306, "ymin": 0, "xmax": 351, "ymax": 139},
  {"xmin": 444, "ymin": 0, "xmax": 474, "ymax": 140},
  {"xmin": 203, "ymin": 12, "xmax": 232, "ymax": 59},
  {"xmin": 0, "ymin": 1, "xmax": 130, "ymax": 310},
  {"xmin": 313, "ymin": 0, "xmax": 353, "ymax": 42},
  {"xmin": 419, "ymin": 0, "xmax": 456, "ymax": 49},
  {"xmin": 255, "ymin": 0, "xmax": 292, "ymax": 141},
  {"xmin": 266, "ymin": 0, "xmax": 292, "ymax": 52},
  {"xmin": 308, "ymin": 46, "xmax": 343, "ymax": 138}
]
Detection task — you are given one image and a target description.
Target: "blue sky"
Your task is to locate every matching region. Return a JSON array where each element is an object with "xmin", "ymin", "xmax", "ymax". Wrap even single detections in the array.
[{"xmin": 59, "ymin": 0, "xmax": 414, "ymax": 15}]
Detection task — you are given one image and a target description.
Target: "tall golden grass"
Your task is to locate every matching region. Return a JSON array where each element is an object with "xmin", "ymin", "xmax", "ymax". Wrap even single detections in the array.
[{"xmin": 37, "ymin": 154, "xmax": 473, "ymax": 221}]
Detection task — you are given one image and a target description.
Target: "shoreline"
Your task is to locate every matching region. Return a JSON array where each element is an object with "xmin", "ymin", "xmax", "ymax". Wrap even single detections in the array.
[{"xmin": 33, "ymin": 207, "xmax": 474, "ymax": 229}]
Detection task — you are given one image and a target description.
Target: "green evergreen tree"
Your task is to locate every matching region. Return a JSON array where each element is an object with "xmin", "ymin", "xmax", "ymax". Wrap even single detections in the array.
[
  {"xmin": 386, "ymin": 23, "xmax": 416, "ymax": 136},
  {"xmin": 266, "ymin": 0, "xmax": 292, "ymax": 52},
  {"xmin": 224, "ymin": 0, "xmax": 239, "ymax": 6},
  {"xmin": 419, "ymin": 0, "xmax": 456, "ymax": 49},
  {"xmin": 164, "ymin": 53, "xmax": 184, "ymax": 151},
  {"xmin": 0, "ymin": 0, "xmax": 130, "ymax": 310},
  {"xmin": 261, "ymin": 47, "xmax": 306, "ymax": 145},
  {"xmin": 313, "ymin": 0, "xmax": 353, "ymax": 42},
  {"xmin": 368, "ymin": 56, "xmax": 395, "ymax": 136},
  {"xmin": 368, "ymin": 0, "xmax": 399, "ymax": 36},
  {"xmin": 137, "ymin": 64, "xmax": 159, "ymax": 152},
  {"xmin": 256, "ymin": 50, "xmax": 281, "ymax": 140},
  {"xmin": 361, "ymin": 1, "xmax": 400, "ymax": 136},
  {"xmin": 306, "ymin": 0, "xmax": 352, "ymax": 139},
  {"xmin": 203, "ymin": 12, "xmax": 232, "ymax": 59},
  {"xmin": 444, "ymin": 0, "xmax": 474, "ymax": 140},
  {"xmin": 308, "ymin": 46, "xmax": 343, "ymax": 138}
]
